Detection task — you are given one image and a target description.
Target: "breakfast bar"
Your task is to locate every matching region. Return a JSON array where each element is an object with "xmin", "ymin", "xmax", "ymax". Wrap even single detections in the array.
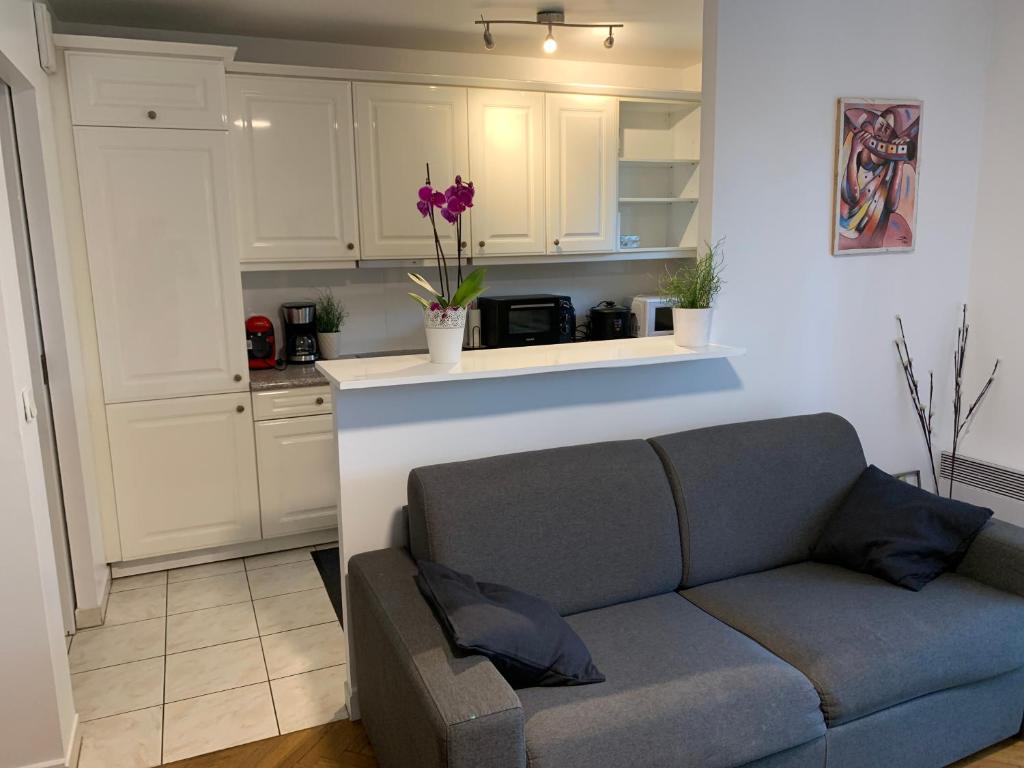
[{"xmin": 316, "ymin": 336, "xmax": 743, "ymax": 715}]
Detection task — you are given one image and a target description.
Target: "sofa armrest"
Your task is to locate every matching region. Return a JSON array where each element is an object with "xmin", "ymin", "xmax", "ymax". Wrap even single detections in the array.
[
  {"xmin": 957, "ymin": 519, "xmax": 1024, "ymax": 598},
  {"xmin": 349, "ymin": 548, "xmax": 526, "ymax": 768}
]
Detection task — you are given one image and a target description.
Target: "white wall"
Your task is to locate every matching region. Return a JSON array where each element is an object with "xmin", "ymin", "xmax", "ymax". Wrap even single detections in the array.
[
  {"xmin": 963, "ymin": 0, "xmax": 1024, "ymax": 473},
  {"xmin": 0, "ymin": 1, "xmax": 77, "ymax": 763}
]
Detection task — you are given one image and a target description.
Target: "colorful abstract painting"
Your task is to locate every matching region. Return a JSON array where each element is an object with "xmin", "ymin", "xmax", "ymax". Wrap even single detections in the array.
[{"xmin": 833, "ymin": 99, "xmax": 922, "ymax": 254}]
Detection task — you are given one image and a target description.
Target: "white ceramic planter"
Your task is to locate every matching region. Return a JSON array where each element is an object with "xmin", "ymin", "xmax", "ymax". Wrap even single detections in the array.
[
  {"xmin": 672, "ymin": 307, "xmax": 713, "ymax": 348},
  {"xmin": 317, "ymin": 331, "xmax": 344, "ymax": 360},
  {"xmin": 424, "ymin": 307, "xmax": 467, "ymax": 364}
]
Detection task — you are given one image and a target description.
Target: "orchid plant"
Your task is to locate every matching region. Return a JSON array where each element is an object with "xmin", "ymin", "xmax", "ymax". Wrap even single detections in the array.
[{"xmin": 408, "ymin": 164, "xmax": 486, "ymax": 317}]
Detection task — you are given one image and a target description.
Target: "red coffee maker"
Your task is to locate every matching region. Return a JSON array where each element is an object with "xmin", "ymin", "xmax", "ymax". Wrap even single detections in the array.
[{"xmin": 246, "ymin": 315, "xmax": 276, "ymax": 369}]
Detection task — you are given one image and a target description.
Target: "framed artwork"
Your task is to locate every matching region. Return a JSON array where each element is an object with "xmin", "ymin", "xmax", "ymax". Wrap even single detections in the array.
[{"xmin": 833, "ymin": 98, "xmax": 922, "ymax": 255}]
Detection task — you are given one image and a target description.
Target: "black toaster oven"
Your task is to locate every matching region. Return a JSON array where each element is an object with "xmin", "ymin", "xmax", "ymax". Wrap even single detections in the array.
[{"xmin": 477, "ymin": 294, "xmax": 575, "ymax": 348}]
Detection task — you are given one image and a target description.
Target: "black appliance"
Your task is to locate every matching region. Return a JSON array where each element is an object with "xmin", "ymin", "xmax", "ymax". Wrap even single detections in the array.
[
  {"xmin": 478, "ymin": 294, "xmax": 575, "ymax": 348},
  {"xmin": 281, "ymin": 301, "xmax": 318, "ymax": 363},
  {"xmin": 588, "ymin": 301, "xmax": 632, "ymax": 340}
]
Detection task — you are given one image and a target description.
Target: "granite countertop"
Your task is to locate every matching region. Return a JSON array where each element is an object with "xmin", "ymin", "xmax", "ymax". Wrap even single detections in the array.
[{"xmin": 250, "ymin": 349, "xmax": 428, "ymax": 391}]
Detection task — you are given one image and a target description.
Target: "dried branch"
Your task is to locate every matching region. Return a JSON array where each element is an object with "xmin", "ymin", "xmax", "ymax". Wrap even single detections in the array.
[{"xmin": 895, "ymin": 315, "xmax": 939, "ymax": 493}]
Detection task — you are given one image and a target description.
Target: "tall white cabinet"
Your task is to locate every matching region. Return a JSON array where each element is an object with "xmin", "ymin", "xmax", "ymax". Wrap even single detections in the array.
[
  {"xmin": 354, "ymin": 83, "xmax": 469, "ymax": 259},
  {"xmin": 228, "ymin": 76, "xmax": 360, "ymax": 266}
]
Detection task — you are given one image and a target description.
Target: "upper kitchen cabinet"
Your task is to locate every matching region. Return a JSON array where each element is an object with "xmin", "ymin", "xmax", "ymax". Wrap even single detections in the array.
[
  {"xmin": 468, "ymin": 89, "xmax": 545, "ymax": 257},
  {"xmin": 354, "ymin": 83, "xmax": 469, "ymax": 259},
  {"xmin": 545, "ymin": 94, "xmax": 618, "ymax": 254},
  {"xmin": 74, "ymin": 127, "xmax": 249, "ymax": 403},
  {"xmin": 66, "ymin": 52, "xmax": 228, "ymax": 130},
  {"xmin": 228, "ymin": 76, "xmax": 360, "ymax": 267}
]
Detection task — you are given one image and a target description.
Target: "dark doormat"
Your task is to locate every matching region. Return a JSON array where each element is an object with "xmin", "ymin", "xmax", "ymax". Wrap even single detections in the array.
[{"xmin": 310, "ymin": 547, "xmax": 343, "ymax": 627}]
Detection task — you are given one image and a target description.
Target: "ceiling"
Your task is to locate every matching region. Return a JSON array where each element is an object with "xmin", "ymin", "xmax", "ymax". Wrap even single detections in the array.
[{"xmin": 49, "ymin": 0, "xmax": 703, "ymax": 69}]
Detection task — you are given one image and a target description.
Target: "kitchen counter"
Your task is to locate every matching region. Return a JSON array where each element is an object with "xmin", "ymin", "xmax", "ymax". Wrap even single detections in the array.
[{"xmin": 250, "ymin": 349, "xmax": 428, "ymax": 391}]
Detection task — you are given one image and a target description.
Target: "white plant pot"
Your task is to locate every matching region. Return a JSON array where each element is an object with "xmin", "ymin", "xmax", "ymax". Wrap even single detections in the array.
[
  {"xmin": 424, "ymin": 307, "xmax": 467, "ymax": 364},
  {"xmin": 672, "ymin": 308, "xmax": 713, "ymax": 348},
  {"xmin": 317, "ymin": 331, "xmax": 344, "ymax": 360}
]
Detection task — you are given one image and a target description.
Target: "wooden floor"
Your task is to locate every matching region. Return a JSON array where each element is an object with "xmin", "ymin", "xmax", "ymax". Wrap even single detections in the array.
[{"xmin": 163, "ymin": 719, "xmax": 1022, "ymax": 768}]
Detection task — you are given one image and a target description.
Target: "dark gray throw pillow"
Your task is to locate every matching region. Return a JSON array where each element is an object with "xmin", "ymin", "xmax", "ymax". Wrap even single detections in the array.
[
  {"xmin": 414, "ymin": 559, "xmax": 605, "ymax": 689},
  {"xmin": 812, "ymin": 464, "xmax": 993, "ymax": 591}
]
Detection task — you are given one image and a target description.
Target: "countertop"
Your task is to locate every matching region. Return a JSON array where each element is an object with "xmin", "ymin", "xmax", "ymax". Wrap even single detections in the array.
[
  {"xmin": 250, "ymin": 349, "xmax": 428, "ymax": 391},
  {"xmin": 316, "ymin": 337, "xmax": 745, "ymax": 392}
]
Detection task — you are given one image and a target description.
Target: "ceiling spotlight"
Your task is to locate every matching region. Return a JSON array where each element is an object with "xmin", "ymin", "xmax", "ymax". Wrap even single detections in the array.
[
  {"xmin": 483, "ymin": 22, "xmax": 495, "ymax": 49},
  {"xmin": 543, "ymin": 26, "xmax": 558, "ymax": 54},
  {"xmin": 604, "ymin": 27, "xmax": 615, "ymax": 49}
]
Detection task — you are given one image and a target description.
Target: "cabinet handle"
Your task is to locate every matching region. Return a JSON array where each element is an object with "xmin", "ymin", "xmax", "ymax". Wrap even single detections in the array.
[
  {"xmin": 478, "ymin": 240, "xmax": 486, "ymax": 248},
  {"xmin": 236, "ymin": 404, "xmax": 245, "ymax": 413},
  {"xmin": 315, "ymin": 396, "xmax": 325, "ymax": 405},
  {"xmin": 460, "ymin": 241, "xmax": 467, "ymax": 249},
  {"xmin": 553, "ymin": 238, "xmax": 560, "ymax": 246},
  {"xmin": 146, "ymin": 110, "xmax": 157, "ymax": 120},
  {"xmin": 346, "ymin": 242, "xmax": 355, "ymax": 250},
  {"xmin": 233, "ymin": 373, "xmax": 243, "ymax": 382}
]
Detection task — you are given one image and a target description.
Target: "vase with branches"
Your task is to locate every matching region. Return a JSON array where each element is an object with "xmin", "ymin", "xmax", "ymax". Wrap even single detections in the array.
[{"xmin": 895, "ymin": 305, "xmax": 999, "ymax": 496}]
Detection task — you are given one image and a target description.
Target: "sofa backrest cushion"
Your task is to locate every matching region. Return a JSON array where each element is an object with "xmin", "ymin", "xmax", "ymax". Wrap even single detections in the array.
[
  {"xmin": 649, "ymin": 413, "xmax": 866, "ymax": 588},
  {"xmin": 407, "ymin": 440, "xmax": 682, "ymax": 616}
]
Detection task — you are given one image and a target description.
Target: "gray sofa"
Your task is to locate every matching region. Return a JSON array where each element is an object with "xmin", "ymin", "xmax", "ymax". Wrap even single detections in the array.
[{"xmin": 349, "ymin": 413, "xmax": 1024, "ymax": 768}]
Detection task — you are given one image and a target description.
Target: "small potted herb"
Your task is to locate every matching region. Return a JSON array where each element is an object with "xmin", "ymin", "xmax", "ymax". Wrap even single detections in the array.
[
  {"xmin": 315, "ymin": 291, "xmax": 348, "ymax": 360},
  {"xmin": 660, "ymin": 239, "xmax": 725, "ymax": 348}
]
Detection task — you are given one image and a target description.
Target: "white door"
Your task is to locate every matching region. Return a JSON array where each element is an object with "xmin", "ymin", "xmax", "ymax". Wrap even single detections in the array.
[
  {"xmin": 107, "ymin": 393, "xmax": 260, "ymax": 559},
  {"xmin": 545, "ymin": 94, "xmax": 618, "ymax": 254},
  {"xmin": 74, "ymin": 127, "xmax": 249, "ymax": 403},
  {"xmin": 468, "ymin": 89, "xmax": 545, "ymax": 257},
  {"xmin": 256, "ymin": 414, "xmax": 338, "ymax": 538},
  {"xmin": 354, "ymin": 83, "xmax": 469, "ymax": 259},
  {"xmin": 228, "ymin": 76, "xmax": 360, "ymax": 264}
]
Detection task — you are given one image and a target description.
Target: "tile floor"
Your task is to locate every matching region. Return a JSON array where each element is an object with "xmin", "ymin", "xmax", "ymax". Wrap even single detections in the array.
[{"xmin": 71, "ymin": 543, "xmax": 347, "ymax": 768}]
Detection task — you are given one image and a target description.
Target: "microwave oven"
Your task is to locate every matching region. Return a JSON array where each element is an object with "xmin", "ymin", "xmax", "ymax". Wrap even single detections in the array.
[
  {"xmin": 630, "ymin": 295, "xmax": 675, "ymax": 337},
  {"xmin": 478, "ymin": 294, "xmax": 575, "ymax": 348}
]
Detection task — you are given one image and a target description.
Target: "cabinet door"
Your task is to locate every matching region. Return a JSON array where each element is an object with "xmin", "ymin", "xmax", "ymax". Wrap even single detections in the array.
[
  {"xmin": 75, "ymin": 127, "xmax": 249, "ymax": 403},
  {"xmin": 228, "ymin": 76, "xmax": 360, "ymax": 264},
  {"xmin": 107, "ymin": 393, "xmax": 260, "ymax": 559},
  {"xmin": 354, "ymin": 83, "xmax": 469, "ymax": 259},
  {"xmin": 545, "ymin": 94, "xmax": 618, "ymax": 253},
  {"xmin": 256, "ymin": 415, "xmax": 338, "ymax": 538},
  {"xmin": 468, "ymin": 89, "xmax": 545, "ymax": 256}
]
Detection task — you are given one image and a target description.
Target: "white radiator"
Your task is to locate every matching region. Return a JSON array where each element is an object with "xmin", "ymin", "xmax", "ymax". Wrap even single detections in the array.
[{"xmin": 940, "ymin": 451, "xmax": 1024, "ymax": 526}]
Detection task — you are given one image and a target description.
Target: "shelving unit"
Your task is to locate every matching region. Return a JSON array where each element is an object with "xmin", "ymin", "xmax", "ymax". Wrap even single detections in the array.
[{"xmin": 617, "ymin": 98, "xmax": 701, "ymax": 253}]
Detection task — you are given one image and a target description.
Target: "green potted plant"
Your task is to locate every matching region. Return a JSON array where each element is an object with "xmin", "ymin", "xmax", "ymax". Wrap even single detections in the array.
[
  {"xmin": 659, "ymin": 239, "xmax": 725, "ymax": 348},
  {"xmin": 315, "ymin": 290, "xmax": 348, "ymax": 360}
]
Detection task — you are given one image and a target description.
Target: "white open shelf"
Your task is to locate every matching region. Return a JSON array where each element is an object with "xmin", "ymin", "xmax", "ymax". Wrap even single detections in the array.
[
  {"xmin": 619, "ymin": 158, "xmax": 700, "ymax": 166},
  {"xmin": 619, "ymin": 197, "xmax": 699, "ymax": 204}
]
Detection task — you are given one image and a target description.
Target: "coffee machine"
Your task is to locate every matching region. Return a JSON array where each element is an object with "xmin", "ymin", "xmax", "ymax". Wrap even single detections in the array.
[{"xmin": 281, "ymin": 302, "xmax": 318, "ymax": 363}]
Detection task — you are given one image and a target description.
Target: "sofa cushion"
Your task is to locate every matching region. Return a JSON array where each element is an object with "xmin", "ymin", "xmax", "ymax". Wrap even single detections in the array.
[
  {"xmin": 683, "ymin": 561, "xmax": 1024, "ymax": 726},
  {"xmin": 650, "ymin": 413, "xmax": 866, "ymax": 587},
  {"xmin": 407, "ymin": 440, "xmax": 681, "ymax": 615},
  {"xmin": 517, "ymin": 593, "xmax": 825, "ymax": 768}
]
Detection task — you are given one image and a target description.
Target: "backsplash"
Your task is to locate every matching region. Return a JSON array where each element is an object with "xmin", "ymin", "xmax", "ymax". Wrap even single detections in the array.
[{"xmin": 241, "ymin": 259, "xmax": 678, "ymax": 356}]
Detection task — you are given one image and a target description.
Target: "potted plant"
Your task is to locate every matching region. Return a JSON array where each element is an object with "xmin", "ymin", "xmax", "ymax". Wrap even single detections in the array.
[
  {"xmin": 315, "ymin": 290, "xmax": 348, "ymax": 360},
  {"xmin": 409, "ymin": 165, "xmax": 487, "ymax": 364},
  {"xmin": 660, "ymin": 239, "xmax": 725, "ymax": 348}
]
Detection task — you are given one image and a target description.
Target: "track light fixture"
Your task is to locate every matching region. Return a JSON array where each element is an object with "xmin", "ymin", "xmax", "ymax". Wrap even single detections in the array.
[{"xmin": 475, "ymin": 10, "xmax": 624, "ymax": 54}]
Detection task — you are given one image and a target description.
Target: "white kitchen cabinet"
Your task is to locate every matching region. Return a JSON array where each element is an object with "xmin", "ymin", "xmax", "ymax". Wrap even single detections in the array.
[
  {"xmin": 256, "ymin": 414, "xmax": 337, "ymax": 538},
  {"xmin": 228, "ymin": 76, "xmax": 360, "ymax": 265},
  {"xmin": 354, "ymin": 83, "xmax": 469, "ymax": 259},
  {"xmin": 74, "ymin": 126, "xmax": 249, "ymax": 403},
  {"xmin": 468, "ymin": 89, "xmax": 545, "ymax": 257},
  {"xmin": 66, "ymin": 52, "xmax": 227, "ymax": 130},
  {"xmin": 107, "ymin": 393, "xmax": 260, "ymax": 559},
  {"xmin": 545, "ymin": 94, "xmax": 618, "ymax": 254}
]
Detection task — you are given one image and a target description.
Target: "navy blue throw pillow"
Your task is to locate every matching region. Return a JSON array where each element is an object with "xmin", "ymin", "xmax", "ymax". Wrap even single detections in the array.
[
  {"xmin": 812, "ymin": 465, "xmax": 993, "ymax": 591},
  {"xmin": 414, "ymin": 559, "xmax": 605, "ymax": 689}
]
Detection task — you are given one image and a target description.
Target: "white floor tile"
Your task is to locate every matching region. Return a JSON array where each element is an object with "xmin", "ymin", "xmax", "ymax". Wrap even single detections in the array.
[
  {"xmin": 162, "ymin": 682, "xmax": 278, "ymax": 763},
  {"xmin": 260, "ymin": 622, "xmax": 346, "ymax": 680},
  {"xmin": 69, "ymin": 618, "xmax": 165, "ymax": 674},
  {"xmin": 103, "ymin": 586, "xmax": 167, "ymax": 626},
  {"xmin": 168, "ymin": 559, "xmax": 244, "ymax": 584},
  {"xmin": 165, "ymin": 638, "xmax": 268, "ymax": 703},
  {"xmin": 270, "ymin": 665, "xmax": 348, "ymax": 734},
  {"xmin": 247, "ymin": 560, "xmax": 323, "ymax": 600},
  {"xmin": 72, "ymin": 657, "xmax": 164, "ymax": 721},
  {"xmin": 166, "ymin": 602, "xmax": 258, "ymax": 654},
  {"xmin": 78, "ymin": 706, "xmax": 162, "ymax": 768},
  {"xmin": 167, "ymin": 572, "xmax": 251, "ymax": 615},
  {"xmin": 254, "ymin": 587, "xmax": 337, "ymax": 636},
  {"xmin": 110, "ymin": 571, "xmax": 167, "ymax": 593},
  {"xmin": 243, "ymin": 547, "xmax": 313, "ymax": 572}
]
